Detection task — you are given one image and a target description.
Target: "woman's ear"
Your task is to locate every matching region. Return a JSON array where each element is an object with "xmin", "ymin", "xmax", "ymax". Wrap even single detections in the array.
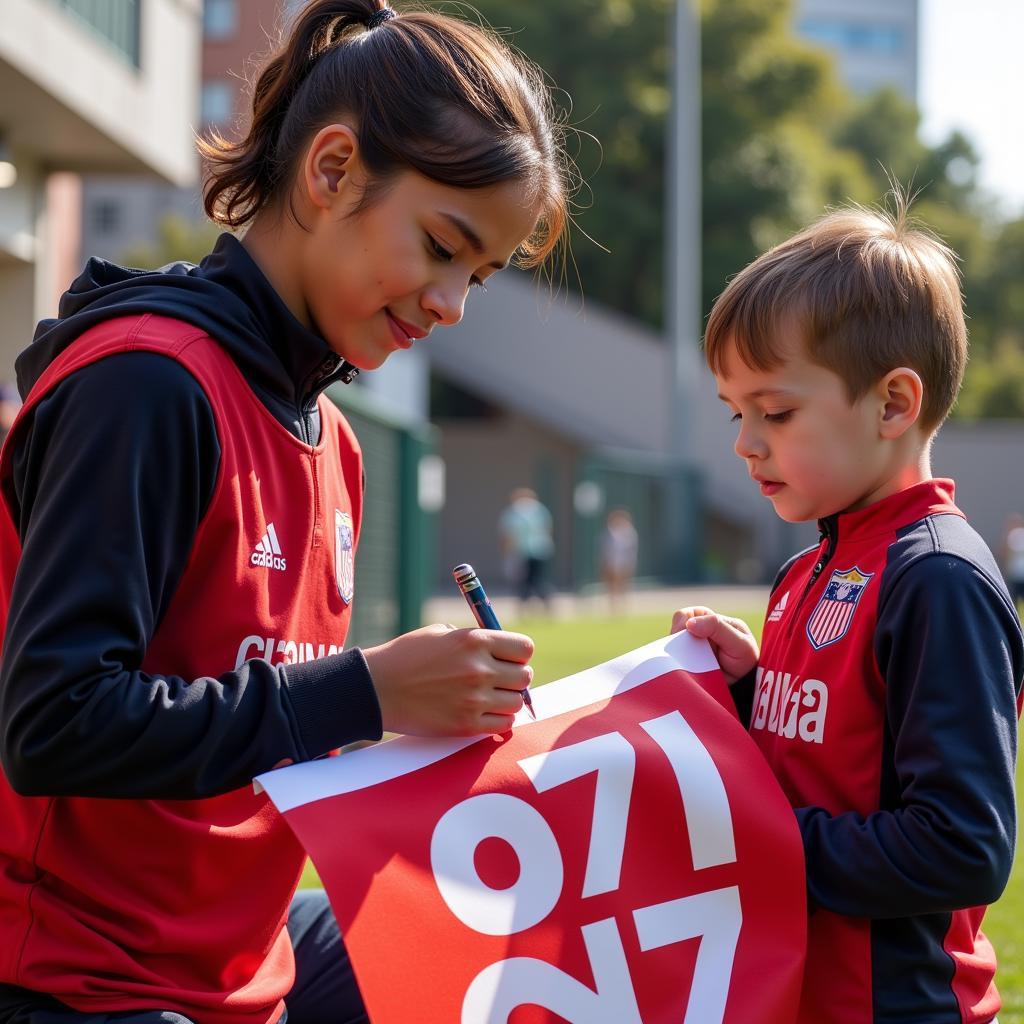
[
  {"xmin": 877, "ymin": 366, "xmax": 924, "ymax": 439},
  {"xmin": 302, "ymin": 123, "xmax": 360, "ymax": 210}
]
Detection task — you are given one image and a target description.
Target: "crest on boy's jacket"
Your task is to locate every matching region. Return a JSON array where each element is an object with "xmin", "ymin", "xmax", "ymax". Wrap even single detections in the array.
[{"xmin": 806, "ymin": 567, "xmax": 872, "ymax": 649}]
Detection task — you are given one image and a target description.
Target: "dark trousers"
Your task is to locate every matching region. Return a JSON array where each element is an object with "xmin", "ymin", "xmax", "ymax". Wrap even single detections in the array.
[
  {"xmin": 0, "ymin": 890, "xmax": 368, "ymax": 1024},
  {"xmin": 518, "ymin": 556, "xmax": 551, "ymax": 603}
]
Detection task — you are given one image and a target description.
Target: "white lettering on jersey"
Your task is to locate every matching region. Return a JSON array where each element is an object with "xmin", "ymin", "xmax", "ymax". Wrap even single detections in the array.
[
  {"xmin": 250, "ymin": 523, "xmax": 287, "ymax": 572},
  {"xmin": 235, "ymin": 634, "xmax": 342, "ymax": 670},
  {"xmin": 751, "ymin": 667, "xmax": 828, "ymax": 744}
]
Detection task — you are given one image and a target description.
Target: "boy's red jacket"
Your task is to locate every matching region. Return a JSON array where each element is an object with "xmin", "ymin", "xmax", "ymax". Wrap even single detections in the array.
[
  {"xmin": 0, "ymin": 315, "xmax": 363, "ymax": 1024},
  {"xmin": 740, "ymin": 480, "xmax": 1023, "ymax": 1024}
]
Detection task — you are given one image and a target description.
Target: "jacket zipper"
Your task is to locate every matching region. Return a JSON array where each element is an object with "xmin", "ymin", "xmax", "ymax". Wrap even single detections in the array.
[
  {"xmin": 796, "ymin": 517, "xmax": 838, "ymax": 614},
  {"xmin": 297, "ymin": 355, "xmax": 344, "ymax": 445}
]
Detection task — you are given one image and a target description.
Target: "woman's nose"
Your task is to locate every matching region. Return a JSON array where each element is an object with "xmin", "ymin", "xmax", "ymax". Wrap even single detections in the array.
[{"xmin": 422, "ymin": 281, "xmax": 467, "ymax": 327}]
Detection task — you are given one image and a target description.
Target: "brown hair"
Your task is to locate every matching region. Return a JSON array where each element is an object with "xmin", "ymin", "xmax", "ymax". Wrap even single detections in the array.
[
  {"xmin": 703, "ymin": 193, "xmax": 967, "ymax": 430},
  {"xmin": 199, "ymin": 0, "xmax": 571, "ymax": 268}
]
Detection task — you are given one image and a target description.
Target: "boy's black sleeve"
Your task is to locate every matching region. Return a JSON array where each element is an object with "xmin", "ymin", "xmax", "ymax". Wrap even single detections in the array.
[
  {"xmin": 0, "ymin": 353, "xmax": 381, "ymax": 801},
  {"xmin": 794, "ymin": 550, "xmax": 1022, "ymax": 919}
]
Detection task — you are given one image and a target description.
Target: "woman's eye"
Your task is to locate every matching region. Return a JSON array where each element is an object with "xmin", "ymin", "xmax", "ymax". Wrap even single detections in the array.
[
  {"xmin": 470, "ymin": 276, "xmax": 488, "ymax": 292},
  {"xmin": 428, "ymin": 236, "xmax": 454, "ymax": 262},
  {"xmin": 765, "ymin": 410, "xmax": 793, "ymax": 423},
  {"xmin": 730, "ymin": 412, "xmax": 741, "ymax": 423}
]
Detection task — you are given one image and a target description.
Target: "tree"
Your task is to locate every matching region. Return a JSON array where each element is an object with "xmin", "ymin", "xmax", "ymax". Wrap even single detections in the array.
[
  {"xmin": 700, "ymin": 0, "xmax": 869, "ymax": 317},
  {"xmin": 472, "ymin": 0, "xmax": 866, "ymax": 326},
  {"xmin": 469, "ymin": 0, "xmax": 674, "ymax": 325}
]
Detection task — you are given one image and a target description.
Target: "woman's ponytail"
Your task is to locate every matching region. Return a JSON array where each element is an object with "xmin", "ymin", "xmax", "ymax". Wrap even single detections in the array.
[{"xmin": 200, "ymin": 1, "xmax": 385, "ymax": 227}]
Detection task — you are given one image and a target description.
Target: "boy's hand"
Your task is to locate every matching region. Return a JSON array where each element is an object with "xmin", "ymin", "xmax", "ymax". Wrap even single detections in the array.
[
  {"xmin": 363, "ymin": 624, "xmax": 533, "ymax": 737},
  {"xmin": 670, "ymin": 606, "xmax": 759, "ymax": 684}
]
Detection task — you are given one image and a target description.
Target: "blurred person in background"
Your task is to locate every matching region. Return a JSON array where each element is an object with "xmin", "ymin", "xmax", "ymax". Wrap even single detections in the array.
[
  {"xmin": 499, "ymin": 486, "xmax": 554, "ymax": 612},
  {"xmin": 1003, "ymin": 512, "xmax": 1024, "ymax": 612},
  {"xmin": 600, "ymin": 506, "xmax": 639, "ymax": 614}
]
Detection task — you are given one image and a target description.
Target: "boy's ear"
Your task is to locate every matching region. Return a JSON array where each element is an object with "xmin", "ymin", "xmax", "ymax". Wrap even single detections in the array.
[
  {"xmin": 877, "ymin": 366, "xmax": 924, "ymax": 439},
  {"xmin": 302, "ymin": 123, "xmax": 361, "ymax": 210}
]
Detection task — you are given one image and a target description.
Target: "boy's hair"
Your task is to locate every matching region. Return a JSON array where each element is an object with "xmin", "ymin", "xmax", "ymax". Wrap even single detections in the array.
[
  {"xmin": 703, "ymin": 193, "xmax": 967, "ymax": 430},
  {"xmin": 200, "ymin": 0, "xmax": 572, "ymax": 268}
]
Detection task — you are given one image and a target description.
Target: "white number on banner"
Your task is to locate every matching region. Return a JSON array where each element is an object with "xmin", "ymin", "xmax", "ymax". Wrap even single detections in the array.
[
  {"xmin": 634, "ymin": 886, "xmax": 742, "ymax": 1024},
  {"xmin": 461, "ymin": 889, "xmax": 742, "ymax": 1024},
  {"xmin": 461, "ymin": 917, "xmax": 643, "ymax": 1023},
  {"xmin": 518, "ymin": 731, "xmax": 636, "ymax": 897},
  {"xmin": 433, "ymin": 718, "xmax": 743, "ymax": 1021},
  {"xmin": 430, "ymin": 793, "xmax": 563, "ymax": 936},
  {"xmin": 640, "ymin": 711, "xmax": 737, "ymax": 869}
]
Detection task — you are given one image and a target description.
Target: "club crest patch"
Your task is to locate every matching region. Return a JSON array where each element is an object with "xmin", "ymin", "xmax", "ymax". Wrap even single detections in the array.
[
  {"xmin": 806, "ymin": 566, "xmax": 873, "ymax": 650},
  {"xmin": 335, "ymin": 509, "xmax": 355, "ymax": 605}
]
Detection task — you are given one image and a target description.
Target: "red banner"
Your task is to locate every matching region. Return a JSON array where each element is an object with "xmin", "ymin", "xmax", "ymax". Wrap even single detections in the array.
[{"xmin": 257, "ymin": 632, "xmax": 806, "ymax": 1023}]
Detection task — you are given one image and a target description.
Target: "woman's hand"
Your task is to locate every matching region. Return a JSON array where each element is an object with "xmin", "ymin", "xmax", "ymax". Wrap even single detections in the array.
[
  {"xmin": 363, "ymin": 624, "xmax": 533, "ymax": 737},
  {"xmin": 670, "ymin": 606, "xmax": 759, "ymax": 684}
]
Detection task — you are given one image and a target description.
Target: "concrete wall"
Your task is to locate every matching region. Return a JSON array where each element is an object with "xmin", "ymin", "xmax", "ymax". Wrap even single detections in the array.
[
  {"xmin": 435, "ymin": 412, "xmax": 581, "ymax": 592},
  {"xmin": 0, "ymin": 258, "xmax": 35, "ymax": 387},
  {"xmin": 426, "ymin": 272, "xmax": 672, "ymax": 453},
  {"xmin": 932, "ymin": 421, "xmax": 1024, "ymax": 559}
]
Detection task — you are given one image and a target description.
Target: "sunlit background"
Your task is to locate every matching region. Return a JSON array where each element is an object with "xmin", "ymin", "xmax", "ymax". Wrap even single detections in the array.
[{"xmin": 6, "ymin": 0, "xmax": 1022, "ymax": 639}]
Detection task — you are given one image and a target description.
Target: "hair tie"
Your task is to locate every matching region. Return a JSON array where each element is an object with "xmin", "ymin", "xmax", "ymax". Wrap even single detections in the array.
[{"xmin": 366, "ymin": 7, "xmax": 396, "ymax": 29}]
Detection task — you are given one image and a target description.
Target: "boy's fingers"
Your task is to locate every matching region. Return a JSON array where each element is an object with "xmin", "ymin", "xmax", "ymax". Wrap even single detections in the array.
[
  {"xmin": 671, "ymin": 606, "xmax": 716, "ymax": 633},
  {"xmin": 686, "ymin": 613, "xmax": 752, "ymax": 647}
]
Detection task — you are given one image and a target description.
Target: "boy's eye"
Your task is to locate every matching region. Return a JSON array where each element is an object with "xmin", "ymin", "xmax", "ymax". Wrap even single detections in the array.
[
  {"xmin": 730, "ymin": 412, "xmax": 741, "ymax": 423},
  {"xmin": 765, "ymin": 410, "xmax": 793, "ymax": 423},
  {"xmin": 428, "ymin": 236, "xmax": 454, "ymax": 262},
  {"xmin": 470, "ymin": 276, "xmax": 488, "ymax": 292}
]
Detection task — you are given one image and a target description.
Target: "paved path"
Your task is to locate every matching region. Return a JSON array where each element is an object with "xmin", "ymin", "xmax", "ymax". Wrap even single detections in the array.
[{"xmin": 424, "ymin": 584, "xmax": 769, "ymax": 627}]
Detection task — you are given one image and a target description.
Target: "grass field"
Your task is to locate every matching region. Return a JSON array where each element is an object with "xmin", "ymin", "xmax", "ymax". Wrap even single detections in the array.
[{"xmin": 300, "ymin": 607, "xmax": 1024, "ymax": 1019}]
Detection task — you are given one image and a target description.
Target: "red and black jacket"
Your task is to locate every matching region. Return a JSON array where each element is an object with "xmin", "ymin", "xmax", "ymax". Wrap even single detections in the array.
[
  {"xmin": 0, "ymin": 237, "xmax": 381, "ymax": 1022},
  {"xmin": 734, "ymin": 480, "xmax": 1023, "ymax": 1023}
]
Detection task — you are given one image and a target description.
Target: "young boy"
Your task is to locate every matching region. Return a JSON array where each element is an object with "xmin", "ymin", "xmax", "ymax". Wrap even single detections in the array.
[{"xmin": 674, "ymin": 199, "xmax": 1024, "ymax": 1023}]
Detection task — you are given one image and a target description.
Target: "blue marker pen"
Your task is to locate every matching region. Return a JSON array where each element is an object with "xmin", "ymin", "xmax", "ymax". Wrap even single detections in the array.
[{"xmin": 452, "ymin": 563, "xmax": 536, "ymax": 720}]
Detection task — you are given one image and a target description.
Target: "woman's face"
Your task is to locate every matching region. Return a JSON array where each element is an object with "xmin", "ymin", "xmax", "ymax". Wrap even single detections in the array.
[{"xmin": 298, "ymin": 147, "xmax": 542, "ymax": 370}]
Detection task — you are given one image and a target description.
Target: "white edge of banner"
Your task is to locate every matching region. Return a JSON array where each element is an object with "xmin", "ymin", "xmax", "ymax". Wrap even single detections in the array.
[{"xmin": 254, "ymin": 631, "xmax": 719, "ymax": 813}]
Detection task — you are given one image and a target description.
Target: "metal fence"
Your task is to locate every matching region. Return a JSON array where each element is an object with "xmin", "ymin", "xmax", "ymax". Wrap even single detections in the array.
[
  {"xmin": 572, "ymin": 450, "xmax": 703, "ymax": 588},
  {"xmin": 328, "ymin": 384, "xmax": 438, "ymax": 649}
]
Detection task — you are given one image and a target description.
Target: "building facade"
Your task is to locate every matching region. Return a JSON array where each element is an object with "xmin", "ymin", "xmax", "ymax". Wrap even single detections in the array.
[
  {"xmin": 0, "ymin": 0, "xmax": 201, "ymax": 379},
  {"xmin": 793, "ymin": 0, "xmax": 919, "ymax": 101},
  {"xmin": 80, "ymin": 0, "xmax": 284, "ymax": 266}
]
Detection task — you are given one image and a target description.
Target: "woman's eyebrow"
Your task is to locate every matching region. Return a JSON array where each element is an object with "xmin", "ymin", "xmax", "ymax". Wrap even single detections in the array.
[{"xmin": 439, "ymin": 212, "xmax": 506, "ymax": 270}]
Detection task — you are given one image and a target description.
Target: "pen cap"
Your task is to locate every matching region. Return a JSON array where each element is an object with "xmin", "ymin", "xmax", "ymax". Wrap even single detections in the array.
[{"xmin": 452, "ymin": 563, "xmax": 478, "ymax": 590}]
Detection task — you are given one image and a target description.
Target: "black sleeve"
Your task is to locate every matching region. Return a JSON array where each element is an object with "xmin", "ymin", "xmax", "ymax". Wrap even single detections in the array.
[
  {"xmin": 795, "ymin": 553, "xmax": 1022, "ymax": 918},
  {"xmin": 0, "ymin": 352, "xmax": 381, "ymax": 801}
]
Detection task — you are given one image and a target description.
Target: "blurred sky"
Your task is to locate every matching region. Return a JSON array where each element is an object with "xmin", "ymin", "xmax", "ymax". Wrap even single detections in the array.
[{"xmin": 919, "ymin": 0, "xmax": 1024, "ymax": 215}]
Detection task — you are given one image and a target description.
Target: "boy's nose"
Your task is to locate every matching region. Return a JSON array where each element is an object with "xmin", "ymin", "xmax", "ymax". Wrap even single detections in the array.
[{"xmin": 734, "ymin": 421, "xmax": 767, "ymax": 460}]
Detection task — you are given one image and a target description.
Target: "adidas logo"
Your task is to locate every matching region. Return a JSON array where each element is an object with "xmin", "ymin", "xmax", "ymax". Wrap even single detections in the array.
[
  {"xmin": 767, "ymin": 590, "xmax": 789, "ymax": 623},
  {"xmin": 250, "ymin": 523, "xmax": 287, "ymax": 572}
]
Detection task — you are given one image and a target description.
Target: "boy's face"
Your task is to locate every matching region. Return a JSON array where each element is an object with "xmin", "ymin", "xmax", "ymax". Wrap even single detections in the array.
[{"xmin": 714, "ymin": 335, "xmax": 894, "ymax": 523}]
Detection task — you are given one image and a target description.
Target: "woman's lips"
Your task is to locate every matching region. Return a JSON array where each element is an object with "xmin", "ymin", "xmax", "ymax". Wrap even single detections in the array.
[{"xmin": 385, "ymin": 311, "xmax": 414, "ymax": 350}]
